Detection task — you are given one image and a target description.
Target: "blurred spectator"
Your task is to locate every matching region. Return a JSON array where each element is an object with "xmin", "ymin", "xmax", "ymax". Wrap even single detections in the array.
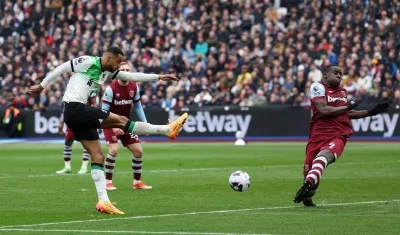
[
  {"xmin": 47, "ymin": 96, "xmax": 62, "ymax": 111},
  {"xmin": 0, "ymin": 0, "xmax": 399, "ymax": 111},
  {"xmin": 161, "ymin": 92, "xmax": 177, "ymax": 109},
  {"xmin": 194, "ymin": 88, "xmax": 212, "ymax": 106},
  {"xmin": 2, "ymin": 103, "xmax": 22, "ymax": 138},
  {"xmin": 308, "ymin": 64, "xmax": 323, "ymax": 82},
  {"xmin": 393, "ymin": 89, "xmax": 400, "ymax": 104}
]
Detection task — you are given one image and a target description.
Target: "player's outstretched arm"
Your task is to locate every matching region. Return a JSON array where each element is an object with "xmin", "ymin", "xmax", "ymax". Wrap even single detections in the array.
[
  {"xmin": 116, "ymin": 71, "xmax": 179, "ymax": 82},
  {"xmin": 28, "ymin": 61, "xmax": 73, "ymax": 94},
  {"xmin": 313, "ymin": 99, "xmax": 349, "ymax": 117},
  {"xmin": 133, "ymin": 100, "xmax": 147, "ymax": 122},
  {"xmin": 348, "ymin": 101, "xmax": 390, "ymax": 119},
  {"xmin": 132, "ymin": 85, "xmax": 147, "ymax": 123},
  {"xmin": 310, "ymin": 82, "xmax": 361, "ymax": 117},
  {"xmin": 29, "ymin": 56, "xmax": 93, "ymax": 94}
]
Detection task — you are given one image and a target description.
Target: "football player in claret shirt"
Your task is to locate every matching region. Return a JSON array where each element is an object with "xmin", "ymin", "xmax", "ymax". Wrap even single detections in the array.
[
  {"xmin": 293, "ymin": 65, "xmax": 389, "ymax": 206},
  {"xmin": 102, "ymin": 62, "xmax": 152, "ymax": 190}
]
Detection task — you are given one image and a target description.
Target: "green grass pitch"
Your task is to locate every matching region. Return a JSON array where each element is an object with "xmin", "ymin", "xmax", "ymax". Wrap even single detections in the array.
[{"xmin": 0, "ymin": 142, "xmax": 399, "ymax": 235}]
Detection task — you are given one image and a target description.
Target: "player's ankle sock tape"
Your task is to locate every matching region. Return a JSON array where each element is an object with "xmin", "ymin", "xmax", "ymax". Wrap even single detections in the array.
[
  {"xmin": 91, "ymin": 163, "xmax": 104, "ymax": 171},
  {"xmin": 124, "ymin": 120, "xmax": 136, "ymax": 133}
]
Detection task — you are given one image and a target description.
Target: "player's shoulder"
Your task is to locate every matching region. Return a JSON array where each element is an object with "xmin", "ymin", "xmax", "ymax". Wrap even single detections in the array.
[
  {"xmin": 309, "ymin": 82, "xmax": 326, "ymax": 100},
  {"xmin": 310, "ymin": 82, "xmax": 325, "ymax": 93},
  {"xmin": 103, "ymin": 85, "xmax": 114, "ymax": 97},
  {"xmin": 74, "ymin": 55, "xmax": 95, "ymax": 63},
  {"xmin": 71, "ymin": 55, "xmax": 96, "ymax": 69},
  {"xmin": 310, "ymin": 82, "xmax": 325, "ymax": 89}
]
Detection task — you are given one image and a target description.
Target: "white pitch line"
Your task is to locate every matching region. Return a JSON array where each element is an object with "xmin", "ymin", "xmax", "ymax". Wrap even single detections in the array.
[
  {"xmin": 1, "ymin": 160, "xmax": 399, "ymax": 179},
  {"xmin": 1, "ymin": 199, "xmax": 399, "ymax": 229},
  {"xmin": 0, "ymin": 228, "xmax": 285, "ymax": 235}
]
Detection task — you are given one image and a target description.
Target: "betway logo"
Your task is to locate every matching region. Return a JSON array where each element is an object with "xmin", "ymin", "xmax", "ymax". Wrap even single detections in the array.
[
  {"xmin": 351, "ymin": 113, "xmax": 399, "ymax": 137},
  {"xmin": 328, "ymin": 96, "xmax": 347, "ymax": 102},
  {"xmin": 114, "ymin": 100, "xmax": 132, "ymax": 105},
  {"xmin": 34, "ymin": 112, "xmax": 61, "ymax": 134},
  {"xmin": 168, "ymin": 110, "xmax": 252, "ymax": 134}
]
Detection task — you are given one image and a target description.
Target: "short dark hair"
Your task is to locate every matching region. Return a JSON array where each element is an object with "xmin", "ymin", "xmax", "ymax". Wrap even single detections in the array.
[
  {"xmin": 106, "ymin": 46, "xmax": 124, "ymax": 56},
  {"xmin": 323, "ymin": 65, "xmax": 337, "ymax": 74}
]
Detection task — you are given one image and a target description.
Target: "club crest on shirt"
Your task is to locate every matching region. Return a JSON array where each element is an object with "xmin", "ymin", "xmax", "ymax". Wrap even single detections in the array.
[
  {"xmin": 341, "ymin": 91, "xmax": 346, "ymax": 96},
  {"xmin": 129, "ymin": 90, "xmax": 134, "ymax": 97},
  {"xmin": 77, "ymin": 57, "xmax": 85, "ymax": 63},
  {"xmin": 116, "ymin": 93, "xmax": 120, "ymax": 97}
]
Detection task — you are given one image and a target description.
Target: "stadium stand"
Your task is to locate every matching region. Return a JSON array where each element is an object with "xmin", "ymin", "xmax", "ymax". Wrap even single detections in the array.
[{"xmin": 0, "ymin": 0, "xmax": 399, "ymax": 110}]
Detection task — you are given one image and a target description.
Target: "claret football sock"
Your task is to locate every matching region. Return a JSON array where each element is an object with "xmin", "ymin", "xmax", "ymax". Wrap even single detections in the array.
[
  {"xmin": 63, "ymin": 145, "xmax": 72, "ymax": 169},
  {"xmin": 82, "ymin": 148, "xmax": 90, "ymax": 168},
  {"xmin": 105, "ymin": 154, "xmax": 116, "ymax": 181},
  {"xmin": 305, "ymin": 156, "xmax": 328, "ymax": 187},
  {"xmin": 132, "ymin": 156, "xmax": 142, "ymax": 183}
]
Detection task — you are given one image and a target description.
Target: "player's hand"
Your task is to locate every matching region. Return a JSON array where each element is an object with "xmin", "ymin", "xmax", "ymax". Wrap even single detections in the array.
[
  {"xmin": 28, "ymin": 85, "xmax": 44, "ymax": 94},
  {"xmin": 347, "ymin": 100, "xmax": 362, "ymax": 110},
  {"xmin": 58, "ymin": 124, "xmax": 65, "ymax": 135},
  {"xmin": 158, "ymin": 74, "xmax": 179, "ymax": 81},
  {"xmin": 112, "ymin": 128, "xmax": 125, "ymax": 136},
  {"xmin": 368, "ymin": 101, "xmax": 390, "ymax": 116}
]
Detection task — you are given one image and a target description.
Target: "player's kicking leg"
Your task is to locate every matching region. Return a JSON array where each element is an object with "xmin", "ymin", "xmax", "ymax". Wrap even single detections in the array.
[
  {"xmin": 293, "ymin": 137, "xmax": 346, "ymax": 204},
  {"xmin": 63, "ymin": 103, "xmax": 187, "ymax": 214},
  {"xmin": 301, "ymin": 175, "xmax": 317, "ymax": 207},
  {"xmin": 100, "ymin": 112, "xmax": 188, "ymax": 139}
]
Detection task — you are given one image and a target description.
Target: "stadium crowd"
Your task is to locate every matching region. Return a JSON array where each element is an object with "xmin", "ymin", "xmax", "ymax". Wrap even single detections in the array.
[{"xmin": 0, "ymin": 0, "xmax": 399, "ymax": 111}]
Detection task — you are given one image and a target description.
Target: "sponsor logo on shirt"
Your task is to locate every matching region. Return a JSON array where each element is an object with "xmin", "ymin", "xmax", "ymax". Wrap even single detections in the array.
[
  {"xmin": 114, "ymin": 99, "xmax": 133, "ymax": 105},
  {"xmin": 327, "ymin": 96, "xmax": 347, "ymax": 103}
]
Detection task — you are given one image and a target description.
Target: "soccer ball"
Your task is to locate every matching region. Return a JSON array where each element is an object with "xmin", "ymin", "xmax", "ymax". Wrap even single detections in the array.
[{"xmin": 229, "ymin": 171, "xmax": 251, "ymax": 192}]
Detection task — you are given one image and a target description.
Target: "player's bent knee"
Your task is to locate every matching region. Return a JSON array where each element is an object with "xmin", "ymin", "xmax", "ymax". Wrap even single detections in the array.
[
  {"xmin": 317, "ymin": 150, "xmax": 335, "ymax": 164},
  {"xmin": 91, "ymin": 152, "xmax": 105, "ymax": 164},
  {"xmin": 108, "ymin": 147, "xmax": 118, "ymax": 156},
  {"xmin": 65, "ymin": 139, "xmax": 74, "ymax": 146},
  {"xmin": 128, "ymin": 144, "xmax": 143, "ymax": 157},
  {"xmin": 132, "ymin": 149, "xmax": 143, "ymax": 157}
]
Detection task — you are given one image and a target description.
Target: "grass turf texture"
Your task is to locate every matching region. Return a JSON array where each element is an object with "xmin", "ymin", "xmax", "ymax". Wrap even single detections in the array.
[{"xmin": 0, "ymin": 142, "xmax": 399, "ymax": 235}]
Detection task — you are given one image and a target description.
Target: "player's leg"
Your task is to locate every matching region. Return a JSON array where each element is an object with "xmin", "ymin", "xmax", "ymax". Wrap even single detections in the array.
[
  {"xmin": 122, "ymin": 135, "xmax": 152, "ymax": 189},
  {"xmin": 305, "ymin": 137, "xmax": 346, "ymax": 187},
  {"xmin": 56, "ymin": 129, "xmax": 75, "ymax": 174},
  {"xmin": 63, "ymin": 103, "xmax": 124, "ymax": 214},
  {"xmin": 77, "ymin": 148, "xmax": 90, "ymax": 174},
  {"xmin": 103, "ymin": 128, "xmax": 119, "ymax": 190},
  {"xmin": 296, "ymin": 142, "xmax": 318, "ymax": 206},
  {"xmin": 100, "ymin": 112, "xmax": 188, "ymax": 140},
  {"xmin": 294, "ymin": 137, "xmax": 346, "ymax": 203},
  {"xmin": 79, "ymin": 137, "xmax": 123, "ymax": 215}
]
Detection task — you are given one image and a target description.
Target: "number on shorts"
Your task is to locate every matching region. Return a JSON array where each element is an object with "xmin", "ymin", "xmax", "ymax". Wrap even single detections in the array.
[{"xmin": 328, "ymin": 142, "xmax": 335, "ymax": 149}]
